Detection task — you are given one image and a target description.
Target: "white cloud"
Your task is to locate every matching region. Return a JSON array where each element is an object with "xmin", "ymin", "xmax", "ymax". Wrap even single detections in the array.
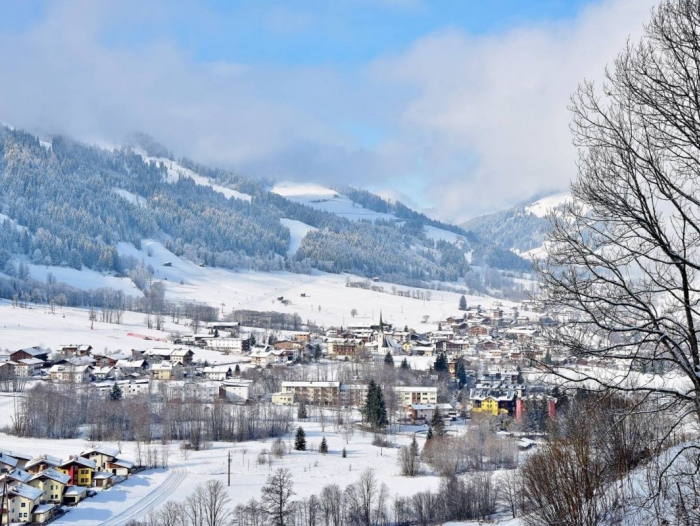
[
  {"xmin": 0, "ymin": 0, "xmax": 658, "ymax": 222},
  {"xmin": 370, "ymin": 0, "xmax": 657, "ymax": 221}
]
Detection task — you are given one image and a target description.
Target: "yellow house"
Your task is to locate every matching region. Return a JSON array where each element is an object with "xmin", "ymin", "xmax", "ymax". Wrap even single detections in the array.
[
  {"xmin": 472, "ymin": 396, "xmax": 505, "ymax": 416},
  {"xmin": 2, "ymin": 482, "xmax": 43, "ymax": 523},
  {"xmin": 27, "ymin": 468, "xmax": 70, "ymax": 504},
  {"xmin": 59, "ymin": 456, "xmax": 96, "ymax": 487}
]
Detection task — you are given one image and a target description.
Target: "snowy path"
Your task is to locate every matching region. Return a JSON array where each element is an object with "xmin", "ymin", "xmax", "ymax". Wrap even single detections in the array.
[{"xmin": 98, "ymin": 468, "xmax": 188, "ymax": 526}]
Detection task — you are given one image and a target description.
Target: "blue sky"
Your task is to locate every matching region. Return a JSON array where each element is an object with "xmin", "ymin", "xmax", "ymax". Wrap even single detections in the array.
[{"xmin": 0, "ymin": 0, "xmax": 655, "ymax": 220}]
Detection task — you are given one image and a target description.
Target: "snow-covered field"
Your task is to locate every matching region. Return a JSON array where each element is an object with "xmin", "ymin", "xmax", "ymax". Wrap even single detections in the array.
[
  {"xmin": 0, "ymin": 401, "xmax": 456, "ymax": 526},
  {"xmin": 16, "ymin": 239, "xmax": 511, "ymax": 337}
]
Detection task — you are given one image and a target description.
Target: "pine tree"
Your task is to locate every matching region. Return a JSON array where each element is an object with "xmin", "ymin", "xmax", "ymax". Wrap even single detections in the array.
[
  {"xmin": 455, "ymin": 357, "xmax": 467, "ymax": 388},
  {"xmin": 319, "ymin": 437, "xmax": 328, "ymax": 454},
  {"xmin": 294, "ymin": 427, "xmax": 306, "ymax": 451},
  {"xmin": 234, "ymin": 363, "xmax": 240, "ymax": 375},
  {"xmin": 384, "ymin": 351, "xmax": 394, "ymax": 367},
  {"xmin": 459, "ymin": 295, "xmax": 467, "ymax": 311},
  {"xmin": 400, "ymin": 358, "xmax": 410, "ymax": 370},
  {"xmin": 434, "ymin": 353, "xmax": 448, "ymax": 373},
  {"xmin": 342, "ymin": 447, "xmax": 347, "ymax": 458},
  {"xmin": 109, "ymin": 383, "xmax": 122, "ymax": 401},
  {"xmin": 426, "ymin": 427, "xmax": 434, "ymax": 440},
  {"xmin": 297, "ymin": 399, "xmax": 308, "ymax": 420},
  {"xmin": 362, "ymin": 379, "xmax": 389, "ymax": 431},
  {"xmin": 430, "ymin": 407, "xmax": 446, "ymax": 437}
]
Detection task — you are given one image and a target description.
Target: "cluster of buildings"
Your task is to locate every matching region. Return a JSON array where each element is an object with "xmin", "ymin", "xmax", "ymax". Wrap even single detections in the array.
[{"xmin": 0, "ymin": 445, "xmax": 133, "ymax": 524}]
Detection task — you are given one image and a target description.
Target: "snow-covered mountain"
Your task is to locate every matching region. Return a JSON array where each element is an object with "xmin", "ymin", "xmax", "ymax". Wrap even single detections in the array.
[
  {"xmin": 0, "ymin": 126, "xmax": 532, "ymax": 307},
  {"xmin": 461, "ymin": 192, "xmax": 570, "ymax": 259}
]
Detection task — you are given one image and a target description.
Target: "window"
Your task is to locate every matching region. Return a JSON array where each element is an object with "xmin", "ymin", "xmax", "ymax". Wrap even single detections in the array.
[{"xmin": 20, "ymin": 503, "xmax": 25, "ymax": 508}]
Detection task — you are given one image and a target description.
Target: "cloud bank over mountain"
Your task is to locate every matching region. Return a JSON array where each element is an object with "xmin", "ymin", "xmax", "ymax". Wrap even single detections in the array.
[{"xmin": 0, "ymin": 0, "xmax": 655, "ymax": 221}]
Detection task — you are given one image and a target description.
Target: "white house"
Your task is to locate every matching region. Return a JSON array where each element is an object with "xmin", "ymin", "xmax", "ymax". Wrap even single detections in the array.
[{"xmin": 219, "ymin": 379, "xmax": 252, "ymax": 402}]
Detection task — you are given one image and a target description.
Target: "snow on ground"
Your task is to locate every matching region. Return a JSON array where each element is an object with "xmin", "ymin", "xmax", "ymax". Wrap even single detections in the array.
[
  {"xmin": 424, "ymin": 225, "xmax": 465, "ymax": 244},
  {"xmin": 113, "ymin": 188, "xmax": 147, "ymax": 207},
  {"xmin": 280, "ymin": 218, "xmax": 317, "ymax": 256},
  {"xmin": 524, "ymin": 193, "xmax": 570, "ymax": 218},
  {"xmin": 0, "ymin": 300, "xmax": 169, "ymax": 354},
  {"xmin": 115, "ymin": 239, "xmax": 509, "ymax": 330},
  {"xmin": 0, "ymin": 417, "xmax": 452, "ymax": 526},
  {"xmin": 26, "ymin": 263, "xmax": 143, "ymax": 298},
  {"xmin": 271, "ymin": 182, "xmax": 397, "ymax": 222},
  {"xmin": 142, "ymin": 154, "xmax": 252, "ymax": 202}
]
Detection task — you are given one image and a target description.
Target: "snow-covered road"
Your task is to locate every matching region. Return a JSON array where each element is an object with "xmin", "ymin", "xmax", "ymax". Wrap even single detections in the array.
[{"xmin": 98, "ymin": 468, "xmax": 188, "ymax": 526}]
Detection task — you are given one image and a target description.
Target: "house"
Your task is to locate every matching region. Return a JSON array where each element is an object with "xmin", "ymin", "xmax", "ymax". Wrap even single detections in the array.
[
  {"xmin": 49, "ymin": 364, "xmax": 91, "ymax": 383},
  {"xmin": 205, "ymin": 338, "xmax": 249, "ymax": 354},
  {"xmin": 170, "ymin": 348, "xmax": 194, "ymax": 365},
  {"xmin": 25, "ymin": 455, "xmax": 63, "ymax": 474},
  {"xmin": 151, "ymin": 362, "xmax": 179, "ymax": 381},
  {"xmin": 63, "ymin": 485, "xmax": 88, "ymax": 505},
  {"xmin": 33, "ymin": 503, "xmax": 58, "ymax": 523},
  {"xmin": 470, "ymin": 388, "xmax": 517, "ymax": 417},
  {"xmin": 249, "ymin": 349, "xmax": 277, "ymax": 367},
  {"xmin": 105, "ymin": 458, "xmax": 134, "ymax": 477},
  {"xmin": 59, "ymin": 456, "xmax": 96, "ymax": 487},
  {"xmin": 115, "ymin": 359, "xmax": 148, "ymax": 374},
  {"xmin": 1, "ymin": 482, "xmax": 43, "ymax": 524},
  {"xmin": 410, "ymin": 403, "xmax": 455, "ymax": 423},
  {"xmin": 0, "ymin": 361, "xmax": 17, "ymax": 379},
  {"xmin": 15, "ymin": 358, "xmax": 43, "ymax": 377},
  {"xmin": 10, "ymin": 347, "xmax": 49, "ymax": 363},
  {"xmin": 57, "ymin": 344, "xmax": 93, "ymax": 357},
  {"xmin": 271, "ymin": 391, "xmax": 294, "ymax": 405},
  {"xmin": 0, "ymin": 449, "xmax": 32, "ymax": 469},
  {"xmin": 92, "ymin": 366, "xmax": 115, "ymax": 380},
  {"xmin": 219, "ymin": 379, "xmax": 252, "ymax": 402},
  {"xmin": 0, "ymin": 452, "xmax": 18, "ymax": 471},
  {"xmin": 80, "ymin": 445, "xmax": 119, "ymax": 471},
  {"xmin": 276, "ymin": 381, "xmax": 340, "ymax": 406},
  {"xmin": 394, "ymin": 386, "xmax": 438, "ymax": 409},
  {"xmin": 27, "ymin": 468, "xmax": 70, "ymax": 504},
  {"xmin": 202, "ymin": 365, "xmax": 232, "ymax": 381},
  {"xmin": 326, "ymin": 338, "xmax": 365, "ymax": 359},
  {"xmin": 92, "ymin": 472, "xmax": 116, "ymax": 488}
]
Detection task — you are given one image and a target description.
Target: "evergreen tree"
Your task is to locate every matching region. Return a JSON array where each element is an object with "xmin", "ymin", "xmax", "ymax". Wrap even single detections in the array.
[
  {"xmin": 109, "ymin": 383, "xmax": 122, "ymax": 401},
  {"xmin": 459, "ymin": 295, "xmax": 467, "ymax": 311},
  {"xmin": 426, "ymin": 426, "xmax": 434, "ymax": 440},
  {"xmin": 297, "ymin": 399, "xmax": 308, "ymax": 420},
  {"xmin": 384, "ymin": 351, "xmax": 394, "ymax": 367},
  {"xmin": 294, "ymin": 426, "xmax": 306, "ymax": 451},
  {"xmin": 430, "ymin": 407, "xmax": 446, "ymax": 437},
  {"xmin": 342, "ymin": 447, "xmax": 347, "ymax": 458},
  {"xmin": 400, "ymin": 357, "xmax": 410, "ymax": 370},
  {"xmin": 455, "ymin": 357, "xmax": 467, "ymax": 388},
  {"xmin": 434, "ymin": 352, "xmax": 448, "ymax": 373},
  {"xmin": 234, "ymin": 363, "xmax": 240, "ymax": 375},
  {"xmin": 362, "ymin": 379, "xmax": 388, "ymax": 431},
  {"xmin": 319, "ymin": 437, "xmax": 328, "ymax": 454}
]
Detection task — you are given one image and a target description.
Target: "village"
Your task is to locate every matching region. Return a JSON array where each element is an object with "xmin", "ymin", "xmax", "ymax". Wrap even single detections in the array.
[
  {"xmin": 0, "ymin": 298, "xmax": 560, "ymax": 424},
  {"xmin": 0, "ymin": 296, "xmax": 609, "ymax": 525}
]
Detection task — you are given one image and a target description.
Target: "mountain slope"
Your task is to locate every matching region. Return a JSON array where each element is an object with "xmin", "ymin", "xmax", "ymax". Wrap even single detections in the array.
[
  {"xmin": 462, "ymin": 193, "xmax": 570, "ymax": 257},
  {"xmin": 0, "ymin": 127, "xmax": 530, "ymax": 295}
]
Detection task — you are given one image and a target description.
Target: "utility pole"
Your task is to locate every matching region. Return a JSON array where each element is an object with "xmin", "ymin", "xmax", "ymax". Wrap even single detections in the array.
[{"xmin": 227, "ymin": 450, "xmax": 231, "ymax": 487}]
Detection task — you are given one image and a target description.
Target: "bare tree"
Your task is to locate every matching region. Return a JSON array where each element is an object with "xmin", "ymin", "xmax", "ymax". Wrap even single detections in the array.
[
  {"xmin": 538, "ymin": 0, "xmax": 700, "ymax": 475},
  {"xmin": 261, "ymin": 468, "xmax": 295, "ymax": 526}
]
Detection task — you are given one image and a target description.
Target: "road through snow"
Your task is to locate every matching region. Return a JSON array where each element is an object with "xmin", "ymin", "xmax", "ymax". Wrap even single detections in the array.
[{"xmin": 98, "ymin": 468, "xmax": 188, "ymax": 526}]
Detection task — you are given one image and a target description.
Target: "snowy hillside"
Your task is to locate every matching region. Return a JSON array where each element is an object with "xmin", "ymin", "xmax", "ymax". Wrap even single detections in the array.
[{"xmin": 462, "ymin": 192, "xmax": 570, "ymax": 256}]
